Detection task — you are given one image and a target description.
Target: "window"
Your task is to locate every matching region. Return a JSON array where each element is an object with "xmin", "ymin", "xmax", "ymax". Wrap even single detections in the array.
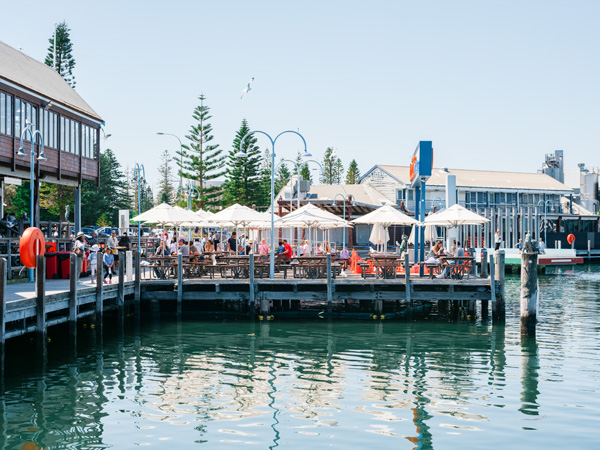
[
  {"xmin": 407, "ymin": 189, "xmax": 414, "ymax": 201},
  {"xmin": 41, "ymin": 109, "xmax": 58, "ymax": 149},
  {"xmin": 60, "ymin": 117, "xmax": 81, "ymax": 154},
  {"xmin": 81, "ymin": 124, "xmax": 98, "ymax": 159},
  {"xmin": 396, "ymin": 189, "xmax": 405, "ymax": 205},
  {"xmin": 14, "ymin": 99, "xmax": 37, "ymax": 141},
  {"xmin": 0, "ymin": 92, "xmax": 13, "ymax": 135}
]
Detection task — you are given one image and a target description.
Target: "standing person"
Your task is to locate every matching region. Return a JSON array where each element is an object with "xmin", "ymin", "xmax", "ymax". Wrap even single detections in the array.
[
  {"xmin": 103, "ymin": 247, "xmax": 115, "ymax": 284},
  {"xmin": 228, "ymin": 232, "xmax": 237, "ymax": 254},
  {"xmin": 538, "ymin": 237, "xmax": 546, "ymax": 254},
  {"xmin": 117, "ymin": 231, "xmax": 131, "ymax": 274},
  {"xmin": 302, "ymin": 240, "xmax": 311, "ymax": 257},
  {"xmin": 169, "ymin": 237, "xmax": 178, "ymax": 255},
  {"xmin": 107, "ymin": 230, "xmax": 119, "ymax": 269},
  {"xmin": 73, "ymin": 231, "xmax": 86, "ymax": 257},
  {"xmin": 88, "ymin": 230, "xmax": 99, "ymax": 247},
  {"xmin": 88, "ymin": 244, "xmax": 99, "ymax": 284},
  {"xmin": 494, "ymin": 230, "xmax": 502, "ymax": 250}
]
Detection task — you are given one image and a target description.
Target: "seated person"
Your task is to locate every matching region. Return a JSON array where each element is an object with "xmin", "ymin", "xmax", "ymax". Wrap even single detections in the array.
[
  {"xmin": 178, "ymin": 239, "xmax": 190, "ymax": 256},
  {"xmin": 425, "ymin": 241, "xmax": 444, "ymax": 264},
  {"xmin": 228, "ymin": 232, "xmax": 237, "ymax": 254},
  {"xmin": 438, "ymin": 240, "xmax": 464, "ymax": 278},
  {"xmin": 276, "ymin": 241, "xmax": 285, "ymax": 255},
  {"xmin": 281, "ymin": 239, "xmax": 293, "ymax": 259},
  {"xmin": 259, "ymin": 239, "xmax": 269, "ymax": 257},
  {"xmin": 189, "ymin": 241, "xmax": 204, "ymax": 261}
]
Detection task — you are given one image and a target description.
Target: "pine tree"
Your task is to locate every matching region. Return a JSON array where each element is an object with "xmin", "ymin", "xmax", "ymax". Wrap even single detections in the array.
[
  {"xmin": 275, "ymin": 161, "xmax": 291, "ymax": 195},
  {"xmin": 156, "ymin": 149, "xmax": 175, "ymax": 205},
  {"xmin": 178, "ymin": 95, "xmax": 225, "ymax": 210},
  {"xmin": 223, "ymin": 119, "xmax": 261, "ymax": 207},
  {"xmin": 40, "ymin": 183, "xmax": 73, "ymax": 221},
  {"xmin": 322, "ymin": 147, "xmax": 344, "ymax": 184},
  {"xmin": 346, "ymin": 159, "xmax": 361, "ymax": 184},
  {"xmin": 300, "ymin": 163, "xmax": 313, "ymax": 184},
  {"xmin": 256, "ymin": 149, "xmax": 273, "ymax": 211},
  {"xmin": 44, "ymin": 21, "xmax": 76, "ymax": 88},
  {"xmin": 292, "ymin": 151, "xmax": 312, "ymax": 184}
]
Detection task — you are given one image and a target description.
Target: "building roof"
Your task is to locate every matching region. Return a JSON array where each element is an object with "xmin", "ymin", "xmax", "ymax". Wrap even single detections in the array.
[
  {"xmin": 0, "ymin": 40, "xmax": 102, "ymax": 122},
  {"xmin": 369, "ymin": 165, "xmax": 573, "ymax": 193}
]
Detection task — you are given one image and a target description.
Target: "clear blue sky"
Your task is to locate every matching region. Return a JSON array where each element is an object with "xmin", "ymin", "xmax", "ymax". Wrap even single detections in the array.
[{"xmin": 2, "ymin": 0, "xmax": 599, "ymax": 194}]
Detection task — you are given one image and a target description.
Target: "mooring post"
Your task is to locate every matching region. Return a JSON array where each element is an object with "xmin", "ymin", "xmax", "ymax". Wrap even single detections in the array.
[
  {"xmin": 481, "ymin": 248, "xmax": 488, "ymax": 278},
  {"xmin": 69, "ymin": 254, "xmax": 78, "ymax": 338},
  {"xmin": 0, "ymin": 258, "xmax": 6, "ymax": 378},
  {"xmin": 126, "ymin": 250, "xmax": 133, "ymax": 282},
  {"xmin": 249, "ymin": 256, "xmax": 255, "ymax": 316},
  {"xmin": 489, "ymin": 254, "xmax": 496, "ymax": 319},
  {"xmin": 468, "ymin": 247, "xmax": 476, "ymax": 276},
  {"xmin": 36, "ymin": 255, "xmax": 47, "ymax": 359},
  {"xmin": 521, "ymin": 241, "xmax": 538, "ymax": 334},
  {"xmin": 177, "ymin": 254, "xmax": 183, "ymax": 319},
  {"xmin": 404, "ymin": 253, "xmax": 412, "ymax": 319},
  {"xmin": 327, "ymin": 253, "xmax": 333, "ymax": 315},
  {"xmin": 95, "ymin": 249, "xmax": 103, "ymax": 325},
  {"xmin": 495, "ymin": 250, "xmax": 506, "ymax": 321},
  {"xmin": 117, "ymin": 255, "xmax": 125, "ymax": 317},
  {"xmin": 134, "ymin": 250, "xmax": 141, "ymax": 320},
  {"xmin": 7, "ymin": 243, "xmax": 11, "ymax": 280}
]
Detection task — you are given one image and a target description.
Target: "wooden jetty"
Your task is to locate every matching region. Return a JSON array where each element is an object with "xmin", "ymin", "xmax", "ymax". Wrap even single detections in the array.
[{"xmin": 0, "ymin": 252, "xmax": 504, "ymax": 354}]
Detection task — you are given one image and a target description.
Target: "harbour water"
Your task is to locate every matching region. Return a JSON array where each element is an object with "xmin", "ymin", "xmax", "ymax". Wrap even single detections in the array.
[{"xmin": 1, "ymin": 265, "xmax": 599, "ymax": 449}]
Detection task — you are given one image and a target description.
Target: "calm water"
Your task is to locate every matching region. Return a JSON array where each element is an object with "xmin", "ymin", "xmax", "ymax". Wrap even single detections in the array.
[{"xmin": 2, "ymin": 266, "xmax": 600, "ymax": 449}]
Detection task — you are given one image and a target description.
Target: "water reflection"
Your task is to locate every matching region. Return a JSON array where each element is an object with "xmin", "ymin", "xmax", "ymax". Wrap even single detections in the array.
[{"xmin": 0, "ymin": 265, "xmax": 599, "ymax": 449}]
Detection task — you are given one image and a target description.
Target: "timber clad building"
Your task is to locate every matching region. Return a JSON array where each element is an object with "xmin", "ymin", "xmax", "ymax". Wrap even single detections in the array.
[{"xmin": 0, "ymin": 40, "xmax": 102, "ymax": 226}]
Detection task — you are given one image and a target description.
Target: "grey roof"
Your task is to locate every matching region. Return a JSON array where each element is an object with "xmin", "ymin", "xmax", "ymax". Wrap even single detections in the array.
[
  {"xmin": 0, "ymin": 40, "xmax": 102, "ymax": 122},
  {"xmin": 370, "ymin": 165, "xmax": 573, "ymax": 193},
  {"xmin": 303, "ymin": 184, "xmax": 389, "ymax": 207}
]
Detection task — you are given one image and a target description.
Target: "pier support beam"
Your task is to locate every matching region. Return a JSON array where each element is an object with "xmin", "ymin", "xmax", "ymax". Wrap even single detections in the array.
[
  {"xmin": 405, "ymin": 253, "xmax": 411, "ymax": 319},
  {"xmin": 249, "ymin": 256, "xmax": 255, "ymax": 317},
  {"xmin": 36, "ymin": 255, "xmax": 47, "ymax": 360},
  {"xmin": 117, "ymin": 255, "xmax": 125, "ymax": 322},
  {"xmin": 327, "ymin": 254, "xmax": 333, "ymax": 315},
  {"xmin": 69, "ymin": 254, "xmax": 78, "ymax": 343},
  {"xmin": 0, "ymin": 258, "xmax": 6, "ymax": 380},
  {"xmin": 520, "ymin": 249, "xmax": 538, "ymax": 334},
  {"xmin": 494, "ymin": 250, "xmax": 506, "ymax": 322},
  {"xmin": 95, "ymin": 251, "xmax": 103, "ymax": 329},
  {"xmin": 177, "ymin": 254, "xmax": 183, "ymax": 319},
  {"xmin": 480, "ymin": 248, "xmax": 488, "ymax": 278}
]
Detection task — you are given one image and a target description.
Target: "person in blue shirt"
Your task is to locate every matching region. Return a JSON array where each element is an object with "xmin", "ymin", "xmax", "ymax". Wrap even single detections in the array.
[{"xmin": 103, "ymin": 247, "xmax": 115, "ymax": 284}]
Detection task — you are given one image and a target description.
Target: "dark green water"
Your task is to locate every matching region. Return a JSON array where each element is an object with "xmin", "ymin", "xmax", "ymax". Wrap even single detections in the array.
[{"xmin": 1, "ymin": 266, "xmax": 599, "ymax": 449}]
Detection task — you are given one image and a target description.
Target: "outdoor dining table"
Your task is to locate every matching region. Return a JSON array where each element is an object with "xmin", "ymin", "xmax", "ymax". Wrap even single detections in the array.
[
  {"xmin": 439, "ymin": 256, "xmax": 475, "ymax": 279},
  {"xmin": 291, "ymin": 256, "xmax": 340, "ymax": 279},
  {"xmin": 147, "ymin": 256, "xmax": 178, "ymax": 279},
  {"xmin": 370, "ymin": 255, "xmax": 404, "ymax": 279}
]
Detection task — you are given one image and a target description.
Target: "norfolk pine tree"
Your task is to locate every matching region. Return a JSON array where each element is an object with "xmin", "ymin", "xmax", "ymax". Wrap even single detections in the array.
[
  {"xmin": 178, "ymin": 95, "xmax": 225, "ymax": 210},
  {"xmin": 156, "ymin": 150, "xmax": 175, "ymax": 205},
  {"xmin": 322, "ymin": 147, "xmax": 344, "ymax": 184},
  {"xmin": 345, "ymin": 159, "xmax": 361, "ymax": 184},
  {"xmin": 44, "ymin": 21, "xmax": 76, "ymax": 88},
  {"xmin": 224, "ymin": 119, "xmax": 261, "ymax": 207}
]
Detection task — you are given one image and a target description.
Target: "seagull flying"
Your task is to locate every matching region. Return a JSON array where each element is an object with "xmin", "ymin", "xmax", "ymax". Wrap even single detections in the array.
[{"xmin": 240, "ymin": 77, "xmax": 254, "ymax": 99}]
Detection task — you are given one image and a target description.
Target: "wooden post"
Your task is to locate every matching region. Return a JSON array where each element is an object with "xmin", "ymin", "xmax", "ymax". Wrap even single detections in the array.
[
  {"xmin": 521, "ymin": 249, "xmax": 538, "ymax": 333},
  {"xmin": 0, "ymin": 257, "xmax": 6, "ymax": 377},
  {"xmin": 327, "ymin": 253, "xmax": 333, "ymax": 315},
  {"xmin": 36, "ymin": 255, "xmax": 47, "ymax": 359},
  {"xmin": 134, "ymin": 250, "xmax": 141, "ymax": 303},
  {"xmin": 69, "ymin": 254, "xmax": 78, "ymax": 339},
  {"xmin": 404, "ymin": 253, "xmax": 411, "ymax": 318},
  {"xmin": 495, "ymin": 250, "xmax": 506, "ymax": 321},
  {"xmin": 490, "ymin": 254, "xmax": 496, "ymax": 319},
  {"xmin": 177, "ymin": 254, "xmax": 183, "ymax": 319},
  {"xmin": 117, "ymin": 255, "xmax": 125, "ymax": 316},
  {"xmin": 96, "ymin": 249, "xmax": 103, "ymax": 324},
  {"xmin": 249, "ymin": 256, "xmax": 255, "ymax": 316},
  {"xmin": 6, "ymin": 243, "xmax": 11, "ymax": 280},
  {"xmin": 468, "ymin": 247, "xmax": 476, "ymax": 275},
  {"xmin": 480, "ymin": 248, "xmax": 488, "ymax": 278}
]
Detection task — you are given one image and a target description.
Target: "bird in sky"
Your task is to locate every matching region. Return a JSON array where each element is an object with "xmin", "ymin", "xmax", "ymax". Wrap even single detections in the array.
[{"xmin": 241, "ymin": 77, "xmax": 254, "ymax": 99}]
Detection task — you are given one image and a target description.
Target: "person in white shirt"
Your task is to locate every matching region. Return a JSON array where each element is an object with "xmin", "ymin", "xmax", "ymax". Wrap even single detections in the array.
[{"xmin": 538, "ymin": 238, "xmax": 546, "ymax": 254}]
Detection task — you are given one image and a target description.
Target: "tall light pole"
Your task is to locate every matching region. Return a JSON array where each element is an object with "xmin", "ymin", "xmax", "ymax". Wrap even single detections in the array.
[
  {"xmin": 17, "ymin": 121, "xmax": 47, "ymax": 282},
  {"xmin": 236, "ymin": 130, "xmax": 310, "ymax": 279},
  {"xmin": 175, "ymin": 181, "xmax": 200, "ymax": 211},
  {"xmin": 537, "ymin": 199, "xmax": 554, "ymax": 245},
  {"xmin": 156, "ymin": 132, "xmax": 184, "ymax": 186},
  {"xmin": 133, "ymin": 163, "xmax": 147, "ymax": 252},
  {"xmin": 332, "ymin": 194, "xmax": 355, "ymax": 249}
]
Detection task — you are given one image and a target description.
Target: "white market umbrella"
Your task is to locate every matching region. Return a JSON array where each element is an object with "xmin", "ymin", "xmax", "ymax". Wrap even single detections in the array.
[
  {"xmin": 209, "ymin": 204, "xmax": 267, "ymax": 254},
  {"xmin": 408, "ymin": 224, "xmax": 438, "ymax": 245},
  {"xmin": 351, "ymin": 204, "xmax": 419, "ymax": 254},
  {"xmin": 369, "ymin": 224, "xmax": 387, "ymax": 252},
  {"xmin": 131, "ymin": 203, "xmax": 199, "ymax": 225},
  {"xmin": 424, "ymin": 204, "xmax": 489, "ymax": 227}
]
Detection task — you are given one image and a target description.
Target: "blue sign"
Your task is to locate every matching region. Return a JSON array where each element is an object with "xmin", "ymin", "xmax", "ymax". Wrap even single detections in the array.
[{"xmin": 409, "ymin": 141, "xmax": 433, "ymax": 188}]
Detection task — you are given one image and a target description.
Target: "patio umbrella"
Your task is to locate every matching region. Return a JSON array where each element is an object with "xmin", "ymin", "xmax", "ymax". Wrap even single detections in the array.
[
  {"xmin": 424, "ymin": 204, "xmax": 488, "ymax": 249},
  {"xmin": 351, "ymin": 204, "xmax": 419, "ymax": 254},
  {"xmin": 408, "ymin": 224, "xmax": 438, "ymax": 245},
  {"xmin": 369, "ymin": 224, "xmax": 387, "ymax": 252},
  {"xmin": 131, "ymin": 203, "xmax": 200, "ymax": 225},
  {"xmin": 209, "ymin": 204, "xmax": 267, "ymax": 254}
]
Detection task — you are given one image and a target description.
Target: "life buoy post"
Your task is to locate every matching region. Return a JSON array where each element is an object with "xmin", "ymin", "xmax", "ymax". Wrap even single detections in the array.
[{"xmin": 19, "ymin": 227, "xmax": 46, "ymax": 269}]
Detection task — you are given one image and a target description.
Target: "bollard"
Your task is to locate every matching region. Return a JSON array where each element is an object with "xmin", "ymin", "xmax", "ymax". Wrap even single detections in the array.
[
  {"xmin": 494, "ymin": 250, "xmax": 506, "ymax": 321},
  {"xmin": 480, "ymin": 248, "xmax": 488, "ymax": 278},
  {"xmin": 126, "ymin": 251, "xmax": 133, "ymax": 282},
  {"xmin": 521, "ymin": 247, "xmax": 538, "ymax": 333}
]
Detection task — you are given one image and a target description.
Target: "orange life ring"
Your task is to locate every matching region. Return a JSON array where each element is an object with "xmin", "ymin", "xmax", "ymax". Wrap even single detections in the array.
[
  {"xmin": 567, "ymin": 234, "xmax": 575, "ymax": 244},
  {"xmin": 19, "ymin": 227, "xmax": 46, "ymax": 268}
]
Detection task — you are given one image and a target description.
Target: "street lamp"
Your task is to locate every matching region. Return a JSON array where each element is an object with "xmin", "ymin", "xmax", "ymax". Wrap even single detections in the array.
[
  {"xmin": 332, "ymin": 194, "xmax": 355, "ymax": 250},
  {"xmin": 175, "ymin": 181, "xmax": 200, "ymax": 211},
  {"xmin": 237, "ymin": 130, "xmax": 309, "ymax": 279},
  {"xmin": 156, "ymin": 132, "xmax": 184, "ymax": 186},
  {"xmin": 17, "ymin": 121, "xmax": 47, "ymax": 282},
  {"xmin": 133, "ymin": 163, "xmax": 147, "ymax": 252},
  {"xmin": 537, "ymin": 199, "xmax": 554, "ymax": 245}
]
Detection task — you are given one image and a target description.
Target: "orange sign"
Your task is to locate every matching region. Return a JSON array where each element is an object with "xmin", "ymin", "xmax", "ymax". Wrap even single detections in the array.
[{"xmin": 409, "ymin": 156, "xmax": 417, "ymax": 182}]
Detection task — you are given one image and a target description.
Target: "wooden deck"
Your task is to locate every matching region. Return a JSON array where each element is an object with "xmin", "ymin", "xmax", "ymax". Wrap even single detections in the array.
[{"xmin": 0, "ymin": 252, "xmax": 503, "ymax": 350}]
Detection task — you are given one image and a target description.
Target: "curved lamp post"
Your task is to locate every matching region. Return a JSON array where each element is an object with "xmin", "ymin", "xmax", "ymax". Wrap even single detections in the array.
[
  {"xmin": 537, "ymin": 199, "xmax": 554, "ymax": 245},
  {"xmin": 132, "ymin": 163, "xmax": 147, "ymax": 252},
  {"xmin": 332, "ymin": 194, "xmax": 355, "ymax": 250},
  {"xmin": 156, "ymin": 132, "xmax": 184, "ymax": 186},
  {"xmin": 175, "ymin": 181, "xmax": 200, "ymax": 241},
  {"xmin": 236, "ymin": 130, "xmax": 310, "ymax": 279},
  {"xmin": 17, "ymin": 122, "xmax": 47, "ymax": 282}
]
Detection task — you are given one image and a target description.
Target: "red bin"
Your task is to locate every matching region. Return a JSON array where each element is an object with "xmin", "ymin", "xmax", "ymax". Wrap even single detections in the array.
[
  {"xmin": 45, "ymin": 252, "xmax": 58, "ymax": 279},
  {"xmin": 58, "ymin": 252, "xmax": 71, "ymax": 279}
]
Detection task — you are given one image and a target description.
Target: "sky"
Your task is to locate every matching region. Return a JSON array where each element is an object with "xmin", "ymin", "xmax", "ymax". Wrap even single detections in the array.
[{"xmin": 2, "ymin": 0, "xmax": 599, "ymax": 195}]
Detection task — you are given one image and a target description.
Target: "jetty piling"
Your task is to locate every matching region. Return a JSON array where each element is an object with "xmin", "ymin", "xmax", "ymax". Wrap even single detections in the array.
[
  {"xmin": 481, "ymin": 249, "xmax": 488, "ymax": 278},
  {"xmin": 117, "ymin": 256, "xmax": 125, "ymax": 325},
  {"xmin": 68, "ymin": 254, "xmax": 78, "ymax": 342},
  {"xmin": 177, "ymin": 254, "xmax": 183, "ymax": 319},
  {"xmin": 249, "ymin": 256, "xmax": 255, "ymax": 317},
  {"xmin": 495, "ymin": 250, "xmax": 506, "ymax": 321},
  {"xmin": 36, "ymin": 255, "xmax": 47, "ymax": 360},
  {"xmin": 521, "ymin": 246, "xmax": 538, "ymax": 334}
]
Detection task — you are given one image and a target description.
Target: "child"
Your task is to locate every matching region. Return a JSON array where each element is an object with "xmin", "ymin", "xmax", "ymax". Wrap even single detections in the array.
[
  {"xmin": 88, "ymin": 244, "xmax": 99, "ymax": 283},
  {"xmin": 103, "ymin": 246, "xmax": 115, "ymax": 284}
]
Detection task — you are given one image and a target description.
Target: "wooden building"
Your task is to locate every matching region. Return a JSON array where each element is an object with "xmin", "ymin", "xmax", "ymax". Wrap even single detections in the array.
[{"xmin": 0, "ymin": 40, "xmax": 103, "ymax": 231}]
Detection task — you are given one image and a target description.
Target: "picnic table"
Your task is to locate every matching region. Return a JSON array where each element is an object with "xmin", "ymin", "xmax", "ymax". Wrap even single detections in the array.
[
  {"xmin": 370, "ymin": 255, "xmax": 404, "ymax": 279},
  {"xmin": 147, "ymin": 255, "xmax": 178, "ymax": 279},
  {"xmin": 439, "ymin": 256, "xmax": 475, "ymax": 279}
]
